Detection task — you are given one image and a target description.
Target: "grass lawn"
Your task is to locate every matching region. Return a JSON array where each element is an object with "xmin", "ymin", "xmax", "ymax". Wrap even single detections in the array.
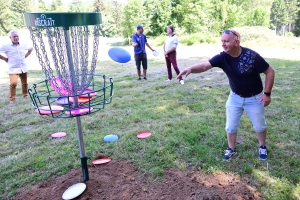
[{"xmin": 1, "ymin": 44, "xmax": 300, "ymax": 200}]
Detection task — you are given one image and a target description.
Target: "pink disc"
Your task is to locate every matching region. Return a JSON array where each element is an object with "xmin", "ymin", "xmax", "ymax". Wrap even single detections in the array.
[
  {"xmin": 137, "ymin": 131, "xmax": 152, "ymax": 139},
  {"xmin": 51, "ymin": 132, "xmax": 67, "ymax": 138},
  {"xmin": 79, "ymin": 89, "xmax": 97, "ymax": 98},
  {"xmin": 35, "ymin": 105, "xmax": 64, "ymax": 115},
  {"xmin": 92, "ymin": 158, "xmax": 111, "ymax": 165},
  {"xmin": 50, "ymin": 77, "xmax": 72, "ymax": 95},
  {"xmin": 65, "ymin": 106, "xmax": 93, "ymax": 116}
]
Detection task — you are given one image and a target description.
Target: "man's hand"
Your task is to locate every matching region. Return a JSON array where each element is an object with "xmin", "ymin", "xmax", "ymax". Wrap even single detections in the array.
[
  {"xmin": 4, "ymin": 58, "xmax": 8, "ymax": 62},
  {"xmin": 132, "ymin": 42, "xmax": 138, "ymax": 47},
  {"xmin": 177, "ymin": 68, "xmax": 192, "ymax": 80},
  {"xmin": 260, "ymin": 94, "xmax": 271, "ymax": 107}
]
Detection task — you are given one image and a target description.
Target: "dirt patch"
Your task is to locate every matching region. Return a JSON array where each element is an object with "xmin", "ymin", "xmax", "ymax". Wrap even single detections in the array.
[{"xmin": 14, "ymin": 159, "xmax": 264, "ymax": 200}]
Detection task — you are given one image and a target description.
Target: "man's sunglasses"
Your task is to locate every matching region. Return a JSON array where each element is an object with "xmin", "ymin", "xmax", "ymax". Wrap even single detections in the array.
[{"xmin": 223, "ymin": 30, "xmax": 238, "ymax": 39}]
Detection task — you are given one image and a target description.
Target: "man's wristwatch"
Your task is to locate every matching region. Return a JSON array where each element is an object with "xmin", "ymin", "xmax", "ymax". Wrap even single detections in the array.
[{"xmin": 264, "ymin": 92, "xmax": 271, "ymax": 96}]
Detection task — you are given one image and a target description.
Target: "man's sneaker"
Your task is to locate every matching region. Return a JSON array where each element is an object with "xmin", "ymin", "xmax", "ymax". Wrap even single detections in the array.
[
  {"xmin": 180, "ymin": 80, "xmax": 184, "ymax": 85},
  {"xmin": 259, "ymin": 145, "xmax": 268, "ymax": 160},
  {"xmin": 143, "ymin": 77, "xmax": 147, "ymax": 80},
  {"xmin": 222, "ymin": 147, "xmax": 237, "ymax": 161},
  {"xmin": 166, "ymin": 79, "xmax": 172, "ymax": 82},
  {"xmin": 137, "ymin": 77, "xmax": 141, "ymax": 80}
]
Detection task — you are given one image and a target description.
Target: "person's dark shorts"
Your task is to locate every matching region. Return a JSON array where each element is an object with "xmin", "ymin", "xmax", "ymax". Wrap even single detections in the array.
[{"xmin": 134, "ymin": 53, "xmax": 147, "ymax": 70}]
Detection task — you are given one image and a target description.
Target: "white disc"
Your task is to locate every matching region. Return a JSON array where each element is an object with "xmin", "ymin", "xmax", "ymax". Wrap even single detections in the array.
[
  {"xmin": 62, "ymin": 183, "xmax": 86, "ymax": 200},
  {"xmin": 153, "ymin": 50, "xmax": 159, "ymax": 57}
]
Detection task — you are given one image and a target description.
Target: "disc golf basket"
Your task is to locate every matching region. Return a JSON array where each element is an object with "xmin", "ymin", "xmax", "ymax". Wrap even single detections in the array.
[{"xmin": 23, "ymin": 12, "xmax": 113, "ymax": 182}]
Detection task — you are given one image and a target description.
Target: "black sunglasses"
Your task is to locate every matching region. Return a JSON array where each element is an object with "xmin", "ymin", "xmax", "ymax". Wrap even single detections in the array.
[{"xmin": 223, "ymin": 30, "xmax": 238, "ymax": 39}]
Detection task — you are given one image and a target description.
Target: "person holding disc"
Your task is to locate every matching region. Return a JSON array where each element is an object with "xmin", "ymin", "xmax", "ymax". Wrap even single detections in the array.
[
  {"xmin": 177, "ymin": 30, "xmax": 275, "ymax": 161},
  {"xmin": 132, "ymin": 25, "xmax": 155, "ymax": 80},
  {"xmin": 0, "ymin": 30, "xmax": 33, "ymax": 105},
  {"xmin": 163, "ymin": 26, "xmax": 184, "ymax": 85}
]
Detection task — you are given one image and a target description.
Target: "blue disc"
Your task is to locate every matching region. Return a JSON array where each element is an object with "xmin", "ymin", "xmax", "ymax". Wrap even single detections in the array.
[
  {"xmin": 104, "ymin": 134, "xmax": 119, "ymax": 142},
  {"xmin": 108, "ymin": 47, "xmax": 131, "ymax": 63}
]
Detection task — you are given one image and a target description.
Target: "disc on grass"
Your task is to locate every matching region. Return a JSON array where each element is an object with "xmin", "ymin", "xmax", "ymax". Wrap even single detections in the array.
[
  {"xmin": 104, "ymin": 134, "xmax": 119, "ymax": 142},
  {"xmin": 65, "ymin": 106, "xmax": 93, "ymax": 116},
  {"xmin": 137, "ymin": 131, "xmax": 151, "ymax": 139},
  {"xmin": 79, "ymin": 89, "xmax": 97, "ymax": 98},
  {"xmin": 51, "ymin": 132, "xmax": 67, "ymax": 138},
  {"xmin": 56, "ymin": 97, "xmax": 73, "ymax": 105},
  {"xmin": 92, "ymin": 158, "xmax": 111, "ymax": 165},
  {"xmin": 35, "ymin": 105, "xmax": 64, "ymax": 115},
  {"xmin": 62, "ymin": 183, "xmax": 86, "ymax": 200},
  {"xmin": 108, "ymin": 47, "xmax": 131, "ymax": 63},
  {"xmin": 153, "ymin": 50, "xmax": 159, "ymax": 57}
]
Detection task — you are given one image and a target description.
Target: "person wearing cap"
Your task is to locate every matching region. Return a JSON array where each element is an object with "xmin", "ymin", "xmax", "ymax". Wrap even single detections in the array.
[
  {"xmin": 132, "ymin": 25, "xmax": 155, "ymax": 80},
  {"xmin": 163, "ymin": 26, "xmax": 184, "ymax": 85},
  {"xmin": 177, "ymin": 30, "xmax": 275, "ymax": 162},
  {"xmin": 0, "ymin": 30, "xmax": 33, "ymax": 105}
]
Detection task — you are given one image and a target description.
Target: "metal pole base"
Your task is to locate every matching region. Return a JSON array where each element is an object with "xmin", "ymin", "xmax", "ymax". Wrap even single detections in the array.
[{"xmin": 80, "ymin": 156, "xmax": 89, "ymax": 182}]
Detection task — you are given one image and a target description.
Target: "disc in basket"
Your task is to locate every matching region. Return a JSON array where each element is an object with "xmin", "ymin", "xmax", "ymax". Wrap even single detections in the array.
[
  {"xmin": 65, "ymin": 106, "xmax": 93, "ymax": 116},
  {"xmin": 62, "ymin": 183, "xmax": 86, "ymax": 200},
  {"xmin": 79, "ymin": 88, "xmax": 97, "ymax": 98},
  {"xmin": 56, "ymin": 97, "xmax": 73, "ymax": 105},
  {"xmin": 35, "ymin": 105, "xmax": 64, "ymax": 115}
]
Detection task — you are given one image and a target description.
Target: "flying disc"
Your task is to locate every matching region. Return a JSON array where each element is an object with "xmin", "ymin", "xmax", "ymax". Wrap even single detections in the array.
[
  {"xmin": 56, "ymin": 97, "xmax": 73, "ymax": 105},
  {"xmin": 92, "ymin": 158, "xmax": 111, "ymax": 165},
  {"xmin": 153, "ymin": 50, "xmax": 159, "ymax": 57},
  {"xmin": 51, "ymin": 132, "xmax": 67, "ymax": 138},
  {"xmin": 104, "ymin": 134, "xmax": 119, "ymax": 142},
  {"xmin": 79, "ymin": 89, "xmax": 97, "ymax": 98},
  {"xmin": 50, "ymin": 77, "xmax": 72, "ymax": 96},
  {"xmin": 62, "ymin": 183, "xmax": 86, "ymax": 200},
  {"xmin": 137, "ymin": 131, "xmax": 151, "ymax": 139},
  {"xmin": 65, "ymin": 106, "xmax": 93, "ymax": 116},
  {"xmin": 108, "ymin": 47, "xmax": 131, "ymax": 63},
  {"xmin": 35, "ymin": 105, "xmax": 64, "ymax": 115},
  {"xmin": 69, "ymin": 96, "xmax": 92, "ymax": 104}
]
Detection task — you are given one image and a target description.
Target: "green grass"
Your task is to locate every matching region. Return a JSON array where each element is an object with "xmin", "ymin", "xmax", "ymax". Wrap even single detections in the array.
[{"xmin": 1, "ymin": 48, "xmax": 300, "ymax": 200}]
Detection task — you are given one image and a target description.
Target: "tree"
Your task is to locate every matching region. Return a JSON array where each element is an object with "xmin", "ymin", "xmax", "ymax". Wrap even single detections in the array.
[
  {"xmin": 270, "ymin": 0, "xmax": 289, "ymax": 34},
  {"xmin": 172, "ymin": 0, "xmax": 213, "ymax": 34},
  {"xmin": 37, "ymin": 0, "xmax": 49, "ymax": 12},
  {"xmin": 293, "ymin": 1, "xmax": 300, "ymax": 36},
  {"xmin": 0, "ymin": 0, "xmax": 15, "ymax": 35},
  {"xmin": 143, "ymin": 0, "xmax": 174, "ymax": 36},
  {"xmin": 246, "ymin": 7, "xmax": 270, "ymax": 27},
  {"xmin": 121, "ymin": 0, "xmax": 148, "ymax": 43},
  {"xmin": 50, "ymin": 0, "xmax": 66, "ymax": 12},
  {"xmin": 285, "ymin": 0, "xmax": 299, "ymax": 32},
  {"xmin": 109, "ymin": 0, "xmax": 123, "ymax": 34},
  {"xmin": 10, "ymin": 0, "xmax": 32, "ymax": 29},
  {"xmin": 93, "ymin": 0, "xmax": 108, "ymax": 15}
]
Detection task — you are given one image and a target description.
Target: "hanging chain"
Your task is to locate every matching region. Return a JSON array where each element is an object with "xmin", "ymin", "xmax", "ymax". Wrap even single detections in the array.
[{"xmin": 28, "ymin": 24, "xmax": 101, "ymax": 96}]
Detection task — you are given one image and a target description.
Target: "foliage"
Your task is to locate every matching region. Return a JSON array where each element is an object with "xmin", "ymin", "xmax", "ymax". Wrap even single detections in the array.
[
  {"xmin": 10, "ymin": 0, "xmax": 32, "ymax": 29},
  {"xmin": 143, "ymin": 0, "xmax": 173, "ymax": 36},
  {"xmin": 121, "ymin": 0, "xmax": 148, "ymax": 44},
  {"xmin": 270, "ymin": 0, "xmax": 289, "ymax": 33},
  {"xmin": 0, "ymin": 0, "xmax": 15, "ymax": 35}
]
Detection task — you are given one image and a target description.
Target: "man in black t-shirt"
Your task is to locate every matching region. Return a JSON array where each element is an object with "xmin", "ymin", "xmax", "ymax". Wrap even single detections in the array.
[{"xmin": 177, "ymin": 30, "xmax": 275, "ymax": 161}]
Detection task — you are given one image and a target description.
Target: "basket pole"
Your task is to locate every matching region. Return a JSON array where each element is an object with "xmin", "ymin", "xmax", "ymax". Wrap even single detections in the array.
[{"xmin": 65, "ymin": 29, "xmax": 89, "ymax": 182}]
